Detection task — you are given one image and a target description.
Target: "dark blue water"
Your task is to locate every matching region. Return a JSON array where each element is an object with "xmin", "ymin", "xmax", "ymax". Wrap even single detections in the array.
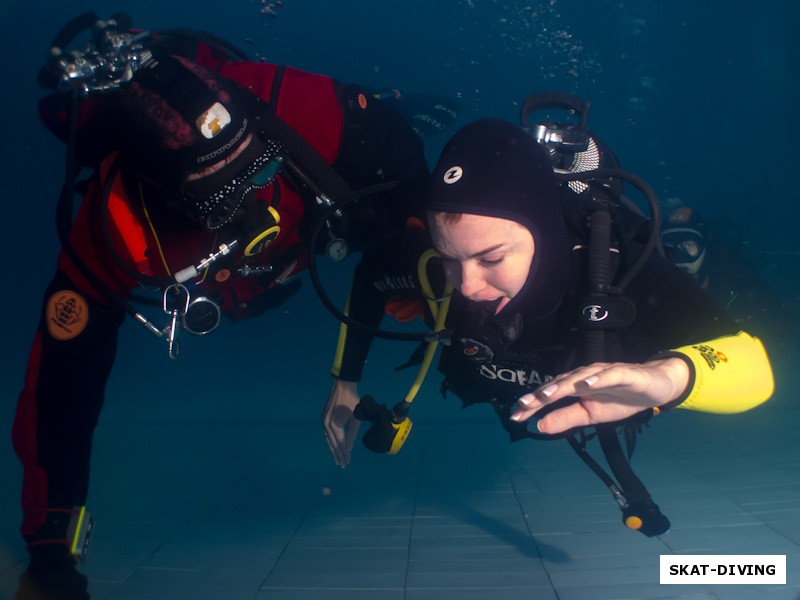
[{"xmin": 1, "ymin": 0, "xmax": 797, "ymax": 415}]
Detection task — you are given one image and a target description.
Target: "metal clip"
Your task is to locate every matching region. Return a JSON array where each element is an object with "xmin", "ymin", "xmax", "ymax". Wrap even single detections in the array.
[{"xmin": 162, "ymin": 284, "xmax": 190, "ymax": 359}]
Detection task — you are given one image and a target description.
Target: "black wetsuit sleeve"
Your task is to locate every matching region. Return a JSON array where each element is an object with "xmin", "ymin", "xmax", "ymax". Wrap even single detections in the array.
[
  {"xmin": 624, "ymin": 252, "xmax": 741, "ymax": 354},
  {"xmin": 333, "ymin": 228, "xmax": 437, "ymax": 381},
  {"xmin": 333, "ymin": 259, "xmax": 389, "ymax": 381}
]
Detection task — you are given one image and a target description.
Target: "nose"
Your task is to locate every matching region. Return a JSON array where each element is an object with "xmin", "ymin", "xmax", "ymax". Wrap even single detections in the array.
[{"xmin": 456, "ymin": 261, "xmax": 485, "ymax": 299}]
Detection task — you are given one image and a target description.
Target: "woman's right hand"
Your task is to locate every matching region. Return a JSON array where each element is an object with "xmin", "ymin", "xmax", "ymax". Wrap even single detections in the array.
[{"xmin": 322, "ymin": 379, "xmax": 362, "ymax": 467}]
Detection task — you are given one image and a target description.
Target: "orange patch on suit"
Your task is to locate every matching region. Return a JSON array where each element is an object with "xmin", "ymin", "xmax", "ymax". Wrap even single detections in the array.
[{"xmin": 46, "ymin": 291, "xmax": 89, "ymax": 340}]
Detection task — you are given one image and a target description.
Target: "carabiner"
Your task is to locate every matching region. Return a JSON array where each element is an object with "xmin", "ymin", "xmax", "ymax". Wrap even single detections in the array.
[{"xmin": 162, "ymin": 284, "xmax": 191, "ymax": 359}]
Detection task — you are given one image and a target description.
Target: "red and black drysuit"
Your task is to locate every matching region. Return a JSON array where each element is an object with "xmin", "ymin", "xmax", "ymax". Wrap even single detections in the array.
[{"xmin": 13, "ymin": 54, "xmax": 428, "ymax": 558}]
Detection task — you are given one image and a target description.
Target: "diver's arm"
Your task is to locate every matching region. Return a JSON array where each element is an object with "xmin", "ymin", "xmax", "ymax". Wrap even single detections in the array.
[
  {"xmin": 322, "ymin": 379, "xmax": 361, "ymax": 468},
  {"xmin": 511, "ymin": 256, "xmax": 773, "ymax": 433},
  {"xmin": 635, "ymin": 255, "xmax": 774, "ymax": 413},
  {"xmin": 324, "ymin": 249, "xmax": 398, "ymax": 468},
  {"xmin": 330, "ymin": 226, "xmax": 436, "ymax": 382},
  {"xmin": 324, "ymin": 229, "xmax": 436, "ymax": 466},
  {"xmin": 324, "ymin": 271, "xmax": 386, "ymax": 468},
  {"xmin": 658, "ymin": 330, "xmax": 773, "ymax": 413},
  {"xmin": 511, "ymin": 331, "xmax": 773, "ymax": 434},
  {"xmin": 329, "ymin": 262, "xmax": 390, "ymax": 382},
  {"xmin": 510, "ymin": 356, "xmax": 689, "ymax": 432}
]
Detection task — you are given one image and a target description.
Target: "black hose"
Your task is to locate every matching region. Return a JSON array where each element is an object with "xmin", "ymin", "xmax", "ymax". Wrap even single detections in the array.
[{"xmin": 555, "ymin": 167, "xmax": 661, "ymax": 289}]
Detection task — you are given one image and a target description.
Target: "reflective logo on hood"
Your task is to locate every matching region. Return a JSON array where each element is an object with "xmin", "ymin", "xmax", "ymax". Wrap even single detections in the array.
[
  {"xmin": 443, "ymin": 166, "xmax": 463, "ymax": 184},
  {"xmin": 197, "ymin": 102, "xmax": 232, "ymax": 139}
]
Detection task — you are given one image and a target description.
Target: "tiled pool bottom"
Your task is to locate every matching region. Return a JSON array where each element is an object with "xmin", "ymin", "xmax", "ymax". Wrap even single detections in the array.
[{"xmin": 1, "ymin": 405, "xmax": 798, "ymax": 599}]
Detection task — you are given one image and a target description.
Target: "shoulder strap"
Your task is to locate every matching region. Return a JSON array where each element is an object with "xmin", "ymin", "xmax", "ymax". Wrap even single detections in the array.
[{"xmin": 267, "ymin": 64, "xmax": 287, "ymax": 113}]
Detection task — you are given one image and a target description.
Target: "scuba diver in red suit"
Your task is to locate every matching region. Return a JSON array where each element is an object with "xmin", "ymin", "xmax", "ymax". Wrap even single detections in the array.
[{"xmin": 13, "ymin": 13, "xmax": 428, "ymax": 597}]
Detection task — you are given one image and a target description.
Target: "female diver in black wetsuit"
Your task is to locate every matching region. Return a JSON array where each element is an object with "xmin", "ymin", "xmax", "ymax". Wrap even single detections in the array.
[{"xmin": 321, "ymin": 116, "xmax": 774, "ymax": 536}]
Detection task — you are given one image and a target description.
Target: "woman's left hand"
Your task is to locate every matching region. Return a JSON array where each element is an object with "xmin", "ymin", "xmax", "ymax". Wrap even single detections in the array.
[{"xmin": 511, "ymin": 357, "xmax": 690, "ymax": 434}]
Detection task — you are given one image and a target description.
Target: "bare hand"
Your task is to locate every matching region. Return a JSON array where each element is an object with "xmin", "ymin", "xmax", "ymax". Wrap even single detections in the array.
[
  {"xmin": 511, "ymin": 358, "xmax": 690, "ymax": 435},
  {"xmin": 322, "ymin": 379, "xmax": 362, "ymax": 467}
]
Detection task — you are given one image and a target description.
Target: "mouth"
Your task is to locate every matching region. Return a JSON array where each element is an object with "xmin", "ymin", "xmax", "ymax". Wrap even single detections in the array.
[{"xmin": 471, "ymin": 297, "xmax": 503, "ymax": 310}]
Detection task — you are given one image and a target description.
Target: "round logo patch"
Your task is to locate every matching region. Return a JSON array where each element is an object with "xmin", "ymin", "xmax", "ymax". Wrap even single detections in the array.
[
  {"xmin": 46, "ymin": 291, "xmax": 89, "ymax": 341},
  {"xmin": 443, "ymin": 166, "xmax": 463, "ymax": 184}
]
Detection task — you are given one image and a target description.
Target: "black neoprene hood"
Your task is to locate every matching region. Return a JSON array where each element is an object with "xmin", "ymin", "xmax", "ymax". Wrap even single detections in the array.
[
  {"xmin": 118, "ymin": 53, "xmax": 256, "ymax": 195},
  {"xmin": 428, "ymin": 118, "xmax": 572, "ymax": 315}
]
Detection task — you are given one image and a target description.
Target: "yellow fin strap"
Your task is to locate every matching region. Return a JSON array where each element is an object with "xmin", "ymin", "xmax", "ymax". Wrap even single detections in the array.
[{"xmin": 670, "ymin": 331, "xmax": 774, "ymax": 414}]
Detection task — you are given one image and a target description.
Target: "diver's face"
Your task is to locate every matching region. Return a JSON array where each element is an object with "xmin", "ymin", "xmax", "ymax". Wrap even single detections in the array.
[{"xmin": 428, "ymin": 211, "xmax": 534, "ymax": 315}]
